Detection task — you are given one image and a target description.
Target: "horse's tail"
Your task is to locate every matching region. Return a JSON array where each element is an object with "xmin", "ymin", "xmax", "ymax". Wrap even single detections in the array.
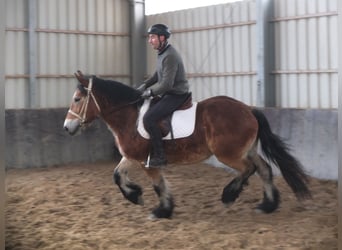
[{"xmin": 251, "ymin": 108, "xmax": 311, "ymax": 200}]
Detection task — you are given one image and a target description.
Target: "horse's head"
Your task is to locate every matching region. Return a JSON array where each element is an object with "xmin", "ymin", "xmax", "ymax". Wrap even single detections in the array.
[{"xmin": 63, "ymin": 70, "xmax": 101, "ymax": 135}]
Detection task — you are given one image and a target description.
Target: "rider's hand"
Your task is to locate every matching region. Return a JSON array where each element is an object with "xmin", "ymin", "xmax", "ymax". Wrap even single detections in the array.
[
  {"xmin": 141, "ymin": 89, "xmax": 152, "ymax": 99},
  {"xmin": 136, "ymin": 83, "xmax": 146, "ymax": 93}
]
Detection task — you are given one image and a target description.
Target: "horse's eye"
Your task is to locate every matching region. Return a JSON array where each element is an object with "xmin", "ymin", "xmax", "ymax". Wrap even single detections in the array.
[{"xmin": 74, "ymin": 97, "xmax": 81, "ymax": 102}]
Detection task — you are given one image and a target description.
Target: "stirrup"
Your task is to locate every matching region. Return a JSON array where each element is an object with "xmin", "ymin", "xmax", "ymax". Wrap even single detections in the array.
[{"xmin": 145, "ymin": 154, "xmax": 167, "ymax": 168}]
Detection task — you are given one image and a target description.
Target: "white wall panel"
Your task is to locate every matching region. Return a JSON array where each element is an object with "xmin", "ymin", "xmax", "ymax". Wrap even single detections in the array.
[
  {"xmin": 5, "ymin": 0, "xmax": 130, "ymax": 109},
  {"xmin": 147, "ymin": 1, "xmax": 257, "ymax": 105},
  {"xmin": 5, "ymin": 0, "xmax": 338, "ymax": 109},
  {"xmin": 5, "ymin": 79, "xmax": 28, "ymax": 108},
  {"xmin": 273, "ymin": 0, "xmax": 338, "ymax": 108},
  {"xmin": 147, "ymin": 0, "xmax": 337, "ymax": 108},
  {"xmin": 5, "ymin": 0, "xmax": 28, "ymax": 109},
  {"xmin": 5, "ymin": 0, "xmax": 27, "ymax": 27}
]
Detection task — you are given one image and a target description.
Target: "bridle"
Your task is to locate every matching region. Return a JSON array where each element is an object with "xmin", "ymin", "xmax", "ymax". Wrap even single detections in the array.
[
  {"xmin": 68, "ymin": 77, "xmax": 101, "ymax": 125},
  {"xmin": 68, "ymin": 77, "xmax": 143, "ymax": 124}
]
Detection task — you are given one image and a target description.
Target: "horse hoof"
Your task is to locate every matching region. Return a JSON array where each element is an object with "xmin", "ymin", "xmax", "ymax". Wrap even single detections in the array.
[
  {"xmin": 137, "ymin": 196, "xmax": 144, "ymax": 206},
  {"xmin": 255, "ymin": 189, "xmax": 280, "ymax": 213},
  {"xmin": 254, "ymin": 206, "xmax": 265, "ymax": 214},
  {"xmin": 254, "ymin": 202, "xmax": 278, "ymax": 214},
  {"xmin": 148, "ymin": 212, "xmax": 171, "ymax": 220},
  {"xmin": 124, "ymin": 184, "xmax": 143, "ymax": 205},
  {"xmin": 150, "ymin": 205, "xmax": 173, "ymax": 219},
  {"xmin": 148, "ymin": 214, "xmax": 158, "ymax": 221},
  {"xmin": 223, "ymin": 202, "xmax": 233, "ymax": 208}
]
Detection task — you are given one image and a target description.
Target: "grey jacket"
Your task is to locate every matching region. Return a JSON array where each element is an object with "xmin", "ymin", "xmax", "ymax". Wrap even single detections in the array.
[{"xmin": 144, "ymin": 44, "xmax": 189, "ymax": 96}]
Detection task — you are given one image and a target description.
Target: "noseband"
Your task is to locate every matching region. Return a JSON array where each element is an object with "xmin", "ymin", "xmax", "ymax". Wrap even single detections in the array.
[{"xmin": 68, "ymin": 78, "xmax": 101, "ymax": 125}]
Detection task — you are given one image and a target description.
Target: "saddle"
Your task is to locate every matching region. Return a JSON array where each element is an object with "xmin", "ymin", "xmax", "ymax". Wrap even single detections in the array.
[{"xmin": 148, "ymin": 93, "xmax": 193, "ymax": 138}]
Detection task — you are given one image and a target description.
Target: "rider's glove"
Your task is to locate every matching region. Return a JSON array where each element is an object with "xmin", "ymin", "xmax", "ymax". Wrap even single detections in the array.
[
  {"xmin": 136, "ymin": 83, "xmax": 146, "ymax": 93},
  {"xmin": 141, "ymin": 89, "xmax": 152, "ymax": 99}
]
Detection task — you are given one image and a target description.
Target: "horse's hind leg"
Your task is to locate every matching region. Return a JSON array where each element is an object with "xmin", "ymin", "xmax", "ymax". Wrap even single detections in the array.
[
  {"xmin": 113, "ymin": 157, "xmax": 144, "ymax": 205},
  {"xmin": 221, "ymin": 158, "xmax": 257, "ymax": 206},
  {"xmin": 252, "ymin": 153, "xmax": 280, "ymax": 213},
  {"xmin": 142, "ymin": 168, "xmax": 174, "ymax": 219}
]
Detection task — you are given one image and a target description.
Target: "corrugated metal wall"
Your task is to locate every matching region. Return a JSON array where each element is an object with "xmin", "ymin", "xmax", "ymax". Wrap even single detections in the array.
[
  {"xmin": 5, "ymin": 0, "xmax": 339, "ymax": 109},
  {"xmin": 5, "ymin": 0, "xmax": 130, "ymax": 109},
  {"xmin": 147, "ymin": 1, "xmax": 258, "ymax": 106},
  {"xmin": 146, "ymin": 0, "xmax": 338, "ymax": 108},
  {"xmin": 5, "ymin": 0, "xmax": 28, "ymax": 109},
  {"xmin": 273, "ymin": 0, "xmax": 338, "ymax": 108}
]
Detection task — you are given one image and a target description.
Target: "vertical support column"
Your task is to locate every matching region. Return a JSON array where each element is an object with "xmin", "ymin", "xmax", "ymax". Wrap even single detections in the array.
[
  {"xmin": 129, "ymin": 0, "xmax": 146, "ymax": 87},
  {"xmin": 28, "ymin": 0, "xmax": 37, "ymax": 108},
  {"xmin": 256, "ymin": 0, "xmax": 275, "ymax": 107},
  {"xmin": 338, "ymin": 0, "xmax": 342, "ymax": 248},
  {"xmin": 0, "ymin": 0, "xmax": 5, "ymax": 249}
]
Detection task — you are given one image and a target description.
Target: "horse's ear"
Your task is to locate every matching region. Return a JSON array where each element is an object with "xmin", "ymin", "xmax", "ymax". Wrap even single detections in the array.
[{"xmin": 74, "ymin": 70, "xmax": 89, "ymax": 86}]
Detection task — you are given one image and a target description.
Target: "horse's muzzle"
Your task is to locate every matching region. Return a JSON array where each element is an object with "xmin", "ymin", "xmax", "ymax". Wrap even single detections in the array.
[{"xmin": 63, "ymin": 119, "xmax": 81, "ymax": 135}]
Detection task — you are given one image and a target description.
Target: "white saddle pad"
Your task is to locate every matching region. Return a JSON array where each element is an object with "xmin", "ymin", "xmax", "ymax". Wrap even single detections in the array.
[{"xmin": 137, "ymin": 99, "xmax": 198, "ymax": 140}]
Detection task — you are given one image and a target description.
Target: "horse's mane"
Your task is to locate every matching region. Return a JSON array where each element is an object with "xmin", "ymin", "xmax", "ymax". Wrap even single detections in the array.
[{"xmin": 86, "ymin": 76, "xmax": 142, "ymax": 105}]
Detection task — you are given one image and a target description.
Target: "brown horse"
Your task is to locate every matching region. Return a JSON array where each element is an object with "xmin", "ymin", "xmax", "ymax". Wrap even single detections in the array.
[{"xmin": 63, "ymin": 70, "xmax": 311, "ymax": 219}]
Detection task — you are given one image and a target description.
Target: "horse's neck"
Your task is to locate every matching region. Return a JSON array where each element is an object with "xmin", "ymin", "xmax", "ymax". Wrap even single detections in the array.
[{"xmin": 102, "ymin": 106, "xmax": 139, "ymax": 139}]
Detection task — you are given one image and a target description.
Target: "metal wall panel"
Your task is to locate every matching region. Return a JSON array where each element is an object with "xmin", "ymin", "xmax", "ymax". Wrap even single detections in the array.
[
  {"xmin": 5, "ymin": 0, "xmax": 28, "ymax": 108},
  {"xmin": 146, "ymin": 0, "xmax": 338, "ymax": 108},
  {"xmin": 5, "ymin": 0, "xmax": 339, "ymax": 109},
  {"xmin": 5, "ymin": 0, "xmax": 130, "ymax": 109},
  {"xmin": 146, "ymin": 1, "xmax": 258, "ymax": 105},
  {"xmin": 272, "ymin": 0, "xmax": 337, "ymax": 108}
]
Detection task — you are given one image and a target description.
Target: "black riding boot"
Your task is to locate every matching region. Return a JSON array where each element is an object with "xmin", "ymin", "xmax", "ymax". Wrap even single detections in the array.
[{"xmin": 148, "ymin": 131, "xmax": 167, "ymax": 168}]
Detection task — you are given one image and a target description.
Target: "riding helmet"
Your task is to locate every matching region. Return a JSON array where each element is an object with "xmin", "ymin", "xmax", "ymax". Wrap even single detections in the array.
[{"xmin": 147, "ymin": 24, "xmax": 171, "ymax": 39}]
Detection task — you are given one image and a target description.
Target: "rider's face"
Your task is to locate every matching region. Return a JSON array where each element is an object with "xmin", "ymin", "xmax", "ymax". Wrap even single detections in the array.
[{"xmin": 148, "ymin": 34, "xmax": 165, "ymax": 50}]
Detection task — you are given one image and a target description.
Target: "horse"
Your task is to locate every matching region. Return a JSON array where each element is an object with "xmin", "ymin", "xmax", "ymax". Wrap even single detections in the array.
[{"xmin": 63, "ymin": 70, "xmax": 311, "ymax": 219}]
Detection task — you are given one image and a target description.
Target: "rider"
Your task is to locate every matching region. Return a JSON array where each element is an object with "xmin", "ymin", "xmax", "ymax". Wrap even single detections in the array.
[{"xmin": 137, "ymin": 23, "xmax": 190, "ymax": 168}]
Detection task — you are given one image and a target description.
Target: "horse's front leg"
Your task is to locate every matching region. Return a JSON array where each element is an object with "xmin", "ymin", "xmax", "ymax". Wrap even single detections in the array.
[
  {"xmin": 113, "ymin": 157, "xmax": 143, "ymax": 205},
  {"xmin": 143, "ymin": 168, "xmax": 174, "ymax": 219}
]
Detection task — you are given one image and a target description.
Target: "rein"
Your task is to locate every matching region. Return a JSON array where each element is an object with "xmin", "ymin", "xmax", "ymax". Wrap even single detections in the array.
[
  {"xmin": 68, "ymin": 77, "xmax": 142, "ymax": 124},
  {"xmin": 104, "ymin": 97, "xmax": 142, "ymax": 116}
]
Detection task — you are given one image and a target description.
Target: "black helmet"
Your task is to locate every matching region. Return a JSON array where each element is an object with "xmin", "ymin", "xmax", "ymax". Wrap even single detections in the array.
[{"xmin": 147, "ymin": 24, "xmax": 171, "ymax": 39}]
